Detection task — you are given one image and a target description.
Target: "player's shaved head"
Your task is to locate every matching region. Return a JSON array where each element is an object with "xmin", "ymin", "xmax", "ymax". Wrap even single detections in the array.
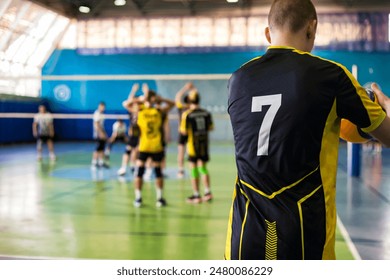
[{"xmin": 268, "ymin": 0, "xmax": 317, "ymax": 33}]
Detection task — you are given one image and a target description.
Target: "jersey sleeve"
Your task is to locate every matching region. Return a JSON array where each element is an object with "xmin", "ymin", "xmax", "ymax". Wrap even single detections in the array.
[{"xmin": 335, "ymin": 65, "xmax": 386, "ymax": 133}]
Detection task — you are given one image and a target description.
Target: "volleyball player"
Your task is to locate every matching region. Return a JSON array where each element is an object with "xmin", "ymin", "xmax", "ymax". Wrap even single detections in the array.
[
  {"xmin": 133, "ymin": 84, "xmax": 175, "ymax": 208},
  {"xmin": 32, "ymin": 104, "xmax": 56, "ymax": 161},
  {"xmin": 91, "ymin": 102, "xmax": 109, "ymax": 169},
  {"xmin": 175, "ymin": 82, "xmax": 192, "ymax": 178},
  {"xmin": 117, "ymin": 84, "xmax": 141, "ymax": 176},
  {"xmin": 180, "ymin": 90, "xmax": 214, "ymax": 204},
  {"xmin": 225, "ymin": 0, "xmax": 390, "ymax": 260},
  {"xmin": 104, "ymin": 119, "xmax": 128, "ymax": 160}
]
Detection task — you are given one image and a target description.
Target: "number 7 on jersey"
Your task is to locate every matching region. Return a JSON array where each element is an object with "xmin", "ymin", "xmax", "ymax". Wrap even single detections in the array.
[{"xmin": 251, "ymin": 94, "xmax": 282, "ymax": 156}]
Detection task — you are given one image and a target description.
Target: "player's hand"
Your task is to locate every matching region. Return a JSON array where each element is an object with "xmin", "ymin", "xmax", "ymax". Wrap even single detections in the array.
[
  {"xmin": 132, "ymin": 83, "xmax": 139, "ymax": 92},
  {"xmin": 371, "ymin": 83, "xmax": 390, "ymax": 113},
  {"xmin": 185, "ymin": 82, "xmax": 193, "ymax": 90}
]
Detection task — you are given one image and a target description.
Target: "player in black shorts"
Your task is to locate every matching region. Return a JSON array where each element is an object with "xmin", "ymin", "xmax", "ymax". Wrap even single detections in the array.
[
  {"xmin": 225, "ymin": 0, "xmax": 390, "ymax": 260},
  {"xmin": 117, "ymin": 84, "xmax": 141, "ymax": 176},
  {"xmin": 175, "ymin": 83, "xmax": 193, "ymax": 178},
  {"xmin": 180, "ymin": 90, "xmax": 214, "ymax": 204}
]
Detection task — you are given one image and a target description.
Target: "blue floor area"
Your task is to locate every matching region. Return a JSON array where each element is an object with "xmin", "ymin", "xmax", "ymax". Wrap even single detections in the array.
[{"xmin": 336, "ymin": 143, "xmax": 390, "ymax": 260}]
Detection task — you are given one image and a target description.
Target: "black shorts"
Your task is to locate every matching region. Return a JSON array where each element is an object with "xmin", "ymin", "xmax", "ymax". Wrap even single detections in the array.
[
  {"xmin": 188, "ymin": 155, "xmax": 209, "ymax": 163},
  {"xmin": 38, "ymin": 136, "xmax": 53, "ymax": 142},
  {"xmin": 138, "ymin": 151, "xmax": 164, "ymax": 163},
  {"xmin": 95, "ymin": 139, "xmax": 106, "ymax": 151},
  {"xmin": 178, "ymin": 133, "xmax": 188, "ymax": 145},
  {"xmin": 128, "ymin": 135, "xmax": 139, "ymax": 148}
]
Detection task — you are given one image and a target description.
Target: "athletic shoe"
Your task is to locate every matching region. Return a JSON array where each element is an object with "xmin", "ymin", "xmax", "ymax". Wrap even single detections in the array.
[
  {"xmin": 156, "ymin": 198, "xmax": 167, "ymax": 208},
  {"xmin": 203, "ymin": 192, "xmax": 213, "ymax": 202},
  {"xmin": 186, "ymin": 195, "xmax": 202, "ymax": 204},
  {"xmin": 133, "ymin": 198, "xmax": 142, "ymax": 208},
  {"xmin": 100, "ymin": 162, "xmax": 110, "ymax": 169},
  {"xmin": 117, "ymin": 167, "xmax": 126, "ymax": 176}
]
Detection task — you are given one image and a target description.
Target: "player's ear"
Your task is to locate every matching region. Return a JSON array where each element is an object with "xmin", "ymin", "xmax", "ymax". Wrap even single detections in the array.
[
  {"xmin": 265, "ymin": 27, "xmax": 271, "ymax": 44},
  {"xmin": 306, "ymin": 19, "xmax": 317, "ymax": 40}
]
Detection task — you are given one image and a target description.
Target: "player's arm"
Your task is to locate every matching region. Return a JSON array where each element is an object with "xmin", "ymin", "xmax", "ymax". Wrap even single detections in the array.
[
  {"xmin": 94, "ymin": 119, "xmax": 107, "ymax": 140},
  {"xmin": 158, "ymin": 96, "xmax": 175, "ymax": 114},
  {"xmin": 49, "ymin": 116, "xmax": 55, "ymax": 137},
  {"xmin": 122, "ymin": 83, "xmax": 139, "ymax": 111},
  {"xmin": 175, "ymin": 82, "xmax": 193, "ymax": 108},
  {"xmin": 368, "ymin": 83, "xmax": 390, "ymax": 147},
  {"xmin": 32, "ymin": 117, "xmax": 38, "ymax": 138}
]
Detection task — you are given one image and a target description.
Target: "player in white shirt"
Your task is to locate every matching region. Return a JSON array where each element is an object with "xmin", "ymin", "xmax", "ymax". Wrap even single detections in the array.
[
  {"xmin": 91, "ymin": 102, "xmax": 109, "ymax": 169},
  {"xmin": 104, "ymin": 119, "xmax": 128, "ymax": 159},
  {"xmin": 32, "ymin": 105, "xmax": 56, "ymax": 161}
]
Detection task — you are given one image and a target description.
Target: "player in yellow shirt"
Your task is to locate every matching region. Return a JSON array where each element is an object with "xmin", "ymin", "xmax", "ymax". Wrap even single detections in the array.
[{"xmin": 133, "ymin": 84, "xmax": 174, "ymax": 207}]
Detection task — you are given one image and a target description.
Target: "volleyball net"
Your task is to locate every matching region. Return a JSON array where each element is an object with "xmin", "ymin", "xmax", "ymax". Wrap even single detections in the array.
[{"xmin": 0, "ymin": 74, "xmax": 233, "ymax": 144}]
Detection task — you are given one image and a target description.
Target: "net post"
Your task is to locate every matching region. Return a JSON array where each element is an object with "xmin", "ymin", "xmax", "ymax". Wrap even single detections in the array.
[{"xmin": 347, "ymin": 142, "xmax": 361, "ymax": 177}]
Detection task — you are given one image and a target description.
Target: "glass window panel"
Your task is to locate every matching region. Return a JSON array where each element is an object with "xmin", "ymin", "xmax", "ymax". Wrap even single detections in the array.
[
  {"xmin": 214, "ymin": 18, "xmax": 230, "ymax": 46},
  {"xmin": 162, "ymin": 19, "xmax": 181, "ymax": 47},
  {"xmin": 132, "ymin": 19, "xmax": 149, "ymax": 47},
  {"xmin": 115, "ymin": 19, "xmax": 132, "ymax": 47}
]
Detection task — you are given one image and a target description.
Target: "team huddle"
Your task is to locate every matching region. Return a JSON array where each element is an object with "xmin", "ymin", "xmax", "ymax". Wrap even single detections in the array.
[{"xmin": 33, "ymin": 82, "xmax": 214, "ymax": 208}]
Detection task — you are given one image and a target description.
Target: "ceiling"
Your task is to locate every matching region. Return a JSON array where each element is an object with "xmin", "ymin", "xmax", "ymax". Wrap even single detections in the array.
[{"xmin": 28, "ymin": 0, "xmax": 390, "ymax": 19}]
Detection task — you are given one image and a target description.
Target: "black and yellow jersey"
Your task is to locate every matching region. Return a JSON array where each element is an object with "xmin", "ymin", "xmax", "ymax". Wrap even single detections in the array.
[
  {"xmin": 137, "ymin": 106, "xmax": 163, "ymax": 153},
  {"xmin": 180, "ymin": 108, "xmax": 213, "ymax": 158},
  {"xmin": 226, "ymin": 46, "xmax": 386, "ymax": 260}
]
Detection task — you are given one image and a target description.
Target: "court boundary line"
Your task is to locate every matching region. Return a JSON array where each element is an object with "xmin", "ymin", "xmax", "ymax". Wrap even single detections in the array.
[{"xmin": 337, "ymin": 215, "xmax": 362, "ymax": 260}]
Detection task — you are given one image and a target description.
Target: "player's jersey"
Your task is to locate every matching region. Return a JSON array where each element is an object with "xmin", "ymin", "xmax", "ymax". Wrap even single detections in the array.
[
  {"xmin": 176, "ymin": 100, "xmax": 188, "ymax": 124},
  {"xmin": 93, "ymin": 110, "xmax": 105, "ymax": 139},
  {"xmin": 137, "ymin": 106, "xmax": 163, "ymax": 153},
  {"xmin": 112, "ymin": 122, "xmax": 127, "ymax": 137},
  {"xmin": 33, "ymin": 113, "xmax": 53, "ymax": 136},
  {"xmin": 226, "ymin": 46, "xmax": 386, "ymax": 260},
  {"xmin": 180, "ymin": 108, "xmax": 213, "ymax": 158}
]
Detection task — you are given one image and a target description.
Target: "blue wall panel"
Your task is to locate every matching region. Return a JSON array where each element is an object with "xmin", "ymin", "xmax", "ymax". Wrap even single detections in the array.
[{"xmin": 4, "ymin": 48, "xmax": 390, "ymax": 143}]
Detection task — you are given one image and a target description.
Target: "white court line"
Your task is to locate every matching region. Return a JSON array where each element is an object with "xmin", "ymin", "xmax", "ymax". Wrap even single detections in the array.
[
  {"xmin": 0, "ymin": 113, "xmax": 128, "ymax": 119},
  {"xmin": 337, "ymin": 215, "xmax": 362, "ymax": 260},
  {"xmin": 41, "ymin": 74, "xmax": 231, "ymax": 81}
]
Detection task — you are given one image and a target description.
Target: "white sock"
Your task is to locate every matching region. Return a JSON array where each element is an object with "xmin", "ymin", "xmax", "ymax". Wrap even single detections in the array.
[
  {"xmin": 156, "ymin": 188, "xmax": 163, "ymax": 200},
  {"xmin": 135, "ymin": 189, "xmax": 142, "ymax": 200},
  {"xmin": 204, "ymin": 187, "xmax": 211, "ymax": 194}
]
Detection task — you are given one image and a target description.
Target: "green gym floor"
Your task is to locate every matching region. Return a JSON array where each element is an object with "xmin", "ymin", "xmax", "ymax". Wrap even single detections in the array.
[{"xmin": 0, "ymin": 142, "xmax": 366, "ymax": 260}]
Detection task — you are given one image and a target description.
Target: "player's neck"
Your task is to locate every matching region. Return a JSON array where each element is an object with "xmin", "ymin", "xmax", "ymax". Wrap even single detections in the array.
[{"xmin": 270, "ymin": 31, "xmax": 312, "ymax": 53}]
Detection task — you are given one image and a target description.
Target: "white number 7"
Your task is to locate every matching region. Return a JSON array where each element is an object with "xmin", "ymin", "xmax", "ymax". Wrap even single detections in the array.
[{"xmin": 251, "ymin": 94, "xmax": 282, "ymax": 156}]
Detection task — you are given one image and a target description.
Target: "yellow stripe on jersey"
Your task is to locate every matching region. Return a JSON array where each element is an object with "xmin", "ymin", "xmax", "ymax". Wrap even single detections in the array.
[
  {"xmin": 239, "ymin": 165, "xmax": 319, "ymax": 199},
  {"xmin": 224, "ymin": 181, "xmax": 237, "ymax": 260},
  {"xmin": 238, "ymin": 188, "xmax": 250, "ymax": 260},
  {"xmin": 265, "ymin": 220, "xmax": 277, "ymax": 260},
  {"xmin": 297, "ymin": 184, "xmax": 323, "ymax": 260},
  {"xmin": 318, "ymin": 101, "xmax": 339, "ymax": 260}
]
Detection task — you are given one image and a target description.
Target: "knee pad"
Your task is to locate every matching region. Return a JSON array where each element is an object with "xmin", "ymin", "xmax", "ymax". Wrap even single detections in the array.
[
  {"xmin": 191, "ymin": 167, "xmax": 199, "ymax": 179},
  {"xmin": 154, "ymin": 167, "xmax": 162, "ymax": 178},
  {"xmin": 136, "ymin": 166, "xmax": 145, "ymax": 178},
  {"xmin": 125, "ymin": 149, "xmax": 131, "ymax": 156},
  {"xmin": 198, "ymin": 166, "xmax": 209, "ymax": 176}
]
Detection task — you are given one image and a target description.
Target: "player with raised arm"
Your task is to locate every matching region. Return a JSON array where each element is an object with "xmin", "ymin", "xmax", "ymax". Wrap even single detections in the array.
[
  {"xmin": 133, "ymin": 84, "xmax": 175, "ymax": 208},
  {"xmin": 180, "ymin": 90, "xmax": 214, "ymax": 203}
]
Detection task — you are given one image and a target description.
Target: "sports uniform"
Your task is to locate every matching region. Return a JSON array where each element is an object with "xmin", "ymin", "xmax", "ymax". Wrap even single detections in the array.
[
  {"xmin": 93, "ymin": 109, "xmax": 106, "ymax": 152},
  {"xmin": 225, "ymin": 46, "xmax": 386, "ymax": 260},
  {"xmin": 180, "ymin": 108, "xmax": 213, "ymax": 163},
  {"xmin": 33, "ymin": 107, "xmax": 55, "ymax": 160}
]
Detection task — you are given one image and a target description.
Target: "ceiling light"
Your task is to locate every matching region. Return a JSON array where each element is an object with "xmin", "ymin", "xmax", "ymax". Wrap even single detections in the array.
[
  {"xmin": 227, "ymin": 0, "xmax": 239, "ymax": 3},
  {"xmin": 114, "ymin": 0, "xmax": 127, "ymax": 6},
  {"xmin": 79, "ymin": 5, "xmax": 91, "ymax": 13}
]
